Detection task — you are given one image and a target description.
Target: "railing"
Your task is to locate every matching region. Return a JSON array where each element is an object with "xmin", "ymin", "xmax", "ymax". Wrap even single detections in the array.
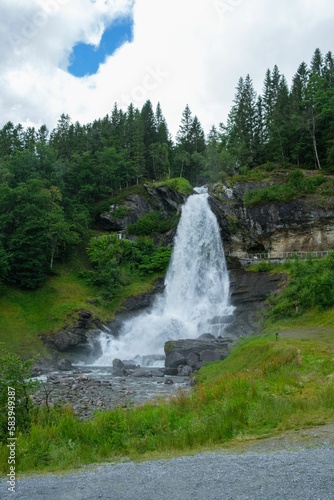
[{"xmin": 226, "ymin": 250, "xmax": 332, "ymax": 260}]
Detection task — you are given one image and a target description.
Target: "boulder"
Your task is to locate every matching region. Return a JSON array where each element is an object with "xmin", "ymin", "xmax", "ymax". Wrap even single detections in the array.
[
  {"xmin": 131, "ymin": 370, "xmax": 153, "ymax": 378},
  {"xmin": 58, "ymin": 359, "xmax": 73, "ymax": 371},
  {"xmin": 178, "ymin": 365, "xmax": 193, "ymax": 376},
  {"xmin": 164, "ymin": 367, "xmax": 179, "ymax": 376},
  {"xmin": 165, "ymin": 352, "xmax": 187, "ymax": 369},
  {"xmin": 113, "ymin": 359, "xmax": 125, "ymax": 369},
  {"xmin": 165, "ymin": 338, "xmax": 231, "ymax": 360},
  {"xmin": 186, "ymin": 352, "xmax": 200, "ymax": 369},
  {"xmin": 41, "ymin": 310, "xmax": 102, "ymax": 358},
  {"xmin": 199, "ymin": 350, "xmax": 224, "ymax": 363},
  {"xmin": 164, "ymin": 337, "xmax": 231, "ymax": 372}
]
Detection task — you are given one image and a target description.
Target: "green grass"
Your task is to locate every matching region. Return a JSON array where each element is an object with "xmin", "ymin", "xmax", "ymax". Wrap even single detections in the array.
[
  {"xmin": 1, "ymin": 325, "xmax": 334, "ymax": 475},
  {"xmin": 244, "ymin": 170, "xmax": 327, "ymax": 206},
  {"xmin": 0, "ymin": 261, "xmax": 102, "ymax": 358},
  {"xmin": 0, "ymin": 248, "xmax": 162, "ymax": 358},
  {"xmin": 150, "ymin": 177, "xmax": 194, "ymax": 195}
]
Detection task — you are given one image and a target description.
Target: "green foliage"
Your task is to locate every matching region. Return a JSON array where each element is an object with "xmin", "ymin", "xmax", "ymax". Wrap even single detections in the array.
[
  {"xmin": 138, "ymin": 246, "xmax": 172, "ymax": 274},
  {"xmin": 85, "ymin": 234, "xmax": 171, "ymax": 299},
  {"xmin": 0, "ymin": 250, "xmax": 144, "ymax": 359},
  {"xmin": 226, "ymin": 213, "xmax": 240, "ymax": 234},
  {"xmin": 153, "ymin": 177, "xmax": 194, "ymax": 195},
  {"xmin": 2, "ymin": 333, "xmax": 334, "ymax": 473},
  {"xmin": 0, "ymin": 181, "xmax": 81, "ymax": 289},
  {"xmin": 229, "ymin": 167, "xmax": 270, "ymax": 184},
  {"xmin": 0, "ymin": 353, "xmax": 38, "ymax": 442},
  {"xmin": 244, "ymin": 171, "xmax": 326, "ymax": 206},
  {"xmin": 112, "ymin": 206, "xmax": 131, "ymax": 218},
  {"xmin": 127, "ymin": 211, "xmax": 179, "ymax": 236},
  {"xmin": 268, "ymin": 252, "xmax": 334, "ymax": 319}
]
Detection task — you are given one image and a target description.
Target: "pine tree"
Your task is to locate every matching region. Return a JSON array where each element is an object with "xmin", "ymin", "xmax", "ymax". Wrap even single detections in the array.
[
  {"xmin": 176, "ymin": 104, "xmax": 193, "ymax": 154},
  {"xmin": 227, "ymin": 75, "xmax": 257, "ymax": 167},
  {"xmin": 140, "ymin": 100, "xmax": 157, "ymax": 179}
]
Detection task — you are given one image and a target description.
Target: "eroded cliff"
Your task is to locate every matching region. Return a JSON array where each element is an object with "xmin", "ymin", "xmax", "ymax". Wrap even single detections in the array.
[{"xmin": 209, "ymin": 177, "xmax": 334, "ymax": 256}]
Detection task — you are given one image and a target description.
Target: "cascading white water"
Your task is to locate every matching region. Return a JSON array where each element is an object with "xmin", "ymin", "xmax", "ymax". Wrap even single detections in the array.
[{"xmin": 94, "ymin": 187, "xmax": 234, "ymax": 366}]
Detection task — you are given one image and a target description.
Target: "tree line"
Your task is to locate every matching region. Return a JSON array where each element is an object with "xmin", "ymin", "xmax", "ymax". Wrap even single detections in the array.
[{"xmin": 0, "ymin": 47, "xmax": 333, "ymax": 290}]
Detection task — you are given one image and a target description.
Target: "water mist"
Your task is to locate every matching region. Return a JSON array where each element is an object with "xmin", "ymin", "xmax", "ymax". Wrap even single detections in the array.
[{"xmin": 94, "ymin": 188, "xmax": 234, "ymax": 366}]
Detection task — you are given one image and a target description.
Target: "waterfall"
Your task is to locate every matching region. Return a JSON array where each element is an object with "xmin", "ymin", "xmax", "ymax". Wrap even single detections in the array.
[{"xmin": 94, "ymin": 187, "xmax": 234, "ymax": 366}]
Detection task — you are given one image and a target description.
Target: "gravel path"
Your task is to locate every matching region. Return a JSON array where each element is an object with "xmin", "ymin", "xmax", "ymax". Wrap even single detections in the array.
[{"xmin": 1, "ymin": 426, "xmax": 334, "ymax": 500}]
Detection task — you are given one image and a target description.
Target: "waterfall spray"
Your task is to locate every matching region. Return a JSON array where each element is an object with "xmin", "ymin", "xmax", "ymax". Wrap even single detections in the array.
[{"xmin": 94, "ymin": 188, "xmax": 234, "ymax": 366}]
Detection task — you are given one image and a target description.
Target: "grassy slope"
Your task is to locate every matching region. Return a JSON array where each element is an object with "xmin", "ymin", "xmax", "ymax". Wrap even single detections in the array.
[
  {"xmin": 0, "ymin": 251, "xmax": 161, "ymax": 359},
  {"xmin": 1, "ymin": 312, "xmax": 333, "ymax": 475}
]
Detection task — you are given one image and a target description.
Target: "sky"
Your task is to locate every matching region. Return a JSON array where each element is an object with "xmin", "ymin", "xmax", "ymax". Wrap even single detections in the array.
[{"xmin": 0, "ymin": 0, "xmax": 334, "ymax": 138}]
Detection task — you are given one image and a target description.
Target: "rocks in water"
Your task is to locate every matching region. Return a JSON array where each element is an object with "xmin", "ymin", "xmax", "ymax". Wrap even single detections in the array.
[
  {"xmin": 164, "ymin": 378, "xmax": 174, "ymax": 385},
  {"xmin": 178, "ymin": 365, "xmax": 193, "ymax": 376},
  {"xmin": 164, "ymin": 368, "xmax": 179, "ymax": 376},
  {"xmin": 131, "ymin": 370, "xmax": 153, "ymax": 378},
  {"xmin": 113, "ymin": 359, "xmax": 125, "ymax": 369},
  {"xmin": 165, "ymin": 352, "xmax": 187, "ymax": 369},
  {"xmin": 40, "ymin": 310, "xmax": 103, "ymax": 360},
  {"xmin": 32, "ymin": 368, "xmax": 190, "ymax": 419},
  {"xmin": 58, "ymin": 359, "xmax": 73, "ymax": 371},
  {"xmin": 164, "ymin": 336, "xmax": 232, "ymax": 373},
  {"xmin": 112, "ymin": 368, "xmax": 127, "ymax": 377}
]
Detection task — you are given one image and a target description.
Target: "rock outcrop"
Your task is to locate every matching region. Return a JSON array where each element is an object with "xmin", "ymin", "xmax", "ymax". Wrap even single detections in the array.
[
  {"xmin": 40, "ymin": 310, "xmax": 103, "ymax": 361},
  {"xmin": 226, "ymin": 268, "xmax": 286, "ymax": 337},
  {"xmin": 97, "ymin": 184, "xmax": 189, "ymax": 233},
  {"xmin": 209, "ymin": 180, "xmax": 334, "ymax": 255},
  {"xmin": 164, "ymin": 334, "xmax": 232, "ymax": 373}
]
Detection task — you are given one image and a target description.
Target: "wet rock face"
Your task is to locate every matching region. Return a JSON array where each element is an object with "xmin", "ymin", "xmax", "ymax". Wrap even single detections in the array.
[
  {"xmin": 97, "ymin": 184, "xmax": 188, "ymax": 232},
  {"xmin": 145, "ymin": 185, "xmax": 189, "ymax": 215},
  {"xmin": 226, "ymin": 269, "xmax": 286, "ymax": 337},
  {"xmin": 164, "ymin": 334, "xmax": 232, "ymax": 372},
  {"xmin": 98, "ymin": 194, "xmax": 154, "ymax": 231},
  {"xmin": 209, "ymin": 182, "xmax": 334, "ymax": 255},
  {"xmin": 40, "ymin": 310, "xmax": 103, "ymax": 360}
]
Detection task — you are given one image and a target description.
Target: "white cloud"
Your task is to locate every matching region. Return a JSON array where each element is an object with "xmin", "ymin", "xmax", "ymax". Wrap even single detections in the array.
[{"xmin": 0, "ymin": 0, "xmax": 333, "ymax": 137}]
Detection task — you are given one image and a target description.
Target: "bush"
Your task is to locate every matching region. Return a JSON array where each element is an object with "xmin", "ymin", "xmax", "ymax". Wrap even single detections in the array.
[
  {"xmin": 85, "ymin": 234, "xmax": 172, "ymax": 299},
  {"xmin": 244, "ymin": 170, "xmax": 326, "ymax": 207},
  {"xmin": 268, "ymin": 252, "xmax": 334, "ymax": 319},
  {"xmin": 127, "ymin": 211, "xmax": 178, "ymax": 236},
  {"xmin": 0, "ymin": 353, "xmax": 38, "ymax": 442}
]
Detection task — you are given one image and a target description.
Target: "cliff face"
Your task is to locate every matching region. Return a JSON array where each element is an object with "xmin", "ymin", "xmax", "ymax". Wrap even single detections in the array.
[
  {"xmin": 209, "ymin": 182, "xmax": 334, "ymax": 255},
  {"xmin": 97, "ymin": 184, "xmax": 188, "ymax": 234}
]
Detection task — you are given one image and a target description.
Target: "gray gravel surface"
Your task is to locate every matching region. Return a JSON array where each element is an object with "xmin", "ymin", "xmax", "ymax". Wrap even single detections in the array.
[{"xmin": 1, "ymin": 442, "xmax": 334, "ymax": 500}]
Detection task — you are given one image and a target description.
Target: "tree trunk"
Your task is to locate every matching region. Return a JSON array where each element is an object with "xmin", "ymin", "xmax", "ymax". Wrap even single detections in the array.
[{"xmin": 310, "ymin": 112, "xmax": 322, "ymax": 169}]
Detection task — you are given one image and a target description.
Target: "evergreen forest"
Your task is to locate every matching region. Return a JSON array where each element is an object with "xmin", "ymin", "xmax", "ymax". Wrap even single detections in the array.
[{"xmin": 0, "ymin": 47, "xmax": 334, "ymax": 291}]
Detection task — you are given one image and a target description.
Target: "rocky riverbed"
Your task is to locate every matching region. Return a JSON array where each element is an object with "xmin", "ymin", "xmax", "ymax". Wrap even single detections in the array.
[{"xmin": 32, "ymin": 366, "xmax": 192, "ymax": 419}]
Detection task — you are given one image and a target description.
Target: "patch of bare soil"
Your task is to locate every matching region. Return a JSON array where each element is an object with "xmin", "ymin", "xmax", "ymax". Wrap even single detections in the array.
[{"xmin": 227, "ymin": 423, "xmax": 334, "ymax": 454}]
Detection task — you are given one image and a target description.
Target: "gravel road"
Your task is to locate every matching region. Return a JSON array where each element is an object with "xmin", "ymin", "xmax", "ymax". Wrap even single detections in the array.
[{"xmin": 1, "ymin": 427, "xmax": 334, "ymax": 500}]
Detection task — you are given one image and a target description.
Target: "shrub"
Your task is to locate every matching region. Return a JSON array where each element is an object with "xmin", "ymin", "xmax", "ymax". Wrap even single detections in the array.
[
  {"xmin": 268, "ymin": 252, "xmax": 334, "ymax": 319},
  {"xmin": 0, "ymin": 353, "xmax": 38, "ymax": 442},
  {"xmin": 127, "ymin": 211, "xmax": 179, "ymax": 236},
  {"xmin": 244, "ymin": 170, "xmax": 326, "ymax": 207}
]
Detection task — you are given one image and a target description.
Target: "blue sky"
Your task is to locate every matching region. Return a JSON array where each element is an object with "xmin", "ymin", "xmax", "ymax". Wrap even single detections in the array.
[{"xmin": 68, "ymin": 17, "xmax": 134, "ymax": 78}]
